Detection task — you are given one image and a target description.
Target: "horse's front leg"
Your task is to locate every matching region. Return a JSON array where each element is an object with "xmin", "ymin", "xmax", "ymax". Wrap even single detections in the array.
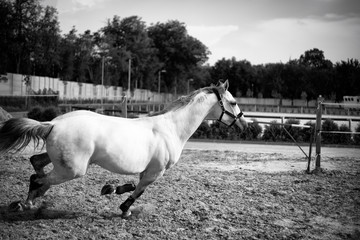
[
  {"xmin": 120, "ymin": 169, "xmax": 165, "ymax": 218},
  {"xmin": 101, "ymin": 182, "xmax": 136, "ymax": 195}
]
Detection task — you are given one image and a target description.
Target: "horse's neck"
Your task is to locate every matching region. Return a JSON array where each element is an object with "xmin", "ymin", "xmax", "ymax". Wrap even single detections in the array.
[{"xmin": 169, "ymin": 93, "xmax": 217, "ymax": 145}]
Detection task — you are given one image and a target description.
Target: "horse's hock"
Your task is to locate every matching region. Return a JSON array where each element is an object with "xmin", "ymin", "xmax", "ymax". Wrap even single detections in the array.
[{"xmin": 0, "ymin": 107, "xmax": 12, "ymax": 122}]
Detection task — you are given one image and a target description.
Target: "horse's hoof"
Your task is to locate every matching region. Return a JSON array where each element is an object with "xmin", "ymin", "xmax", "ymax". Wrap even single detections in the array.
[
  {"xmin": 121, "ymin": 211, "xmax": 132, "ymax": 219},
  {"xmin": 8, "ymin": 201, "xmax": 24, "ymax": 212},
  {"xmin": 101, "ymin": 184, "xmax": 115, "ymax": 195}
]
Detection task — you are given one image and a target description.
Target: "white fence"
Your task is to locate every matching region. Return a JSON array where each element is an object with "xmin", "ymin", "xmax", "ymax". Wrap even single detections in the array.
[{"xmin": 0, "ymin": 73, "xmax": 173, "ymax": 102}]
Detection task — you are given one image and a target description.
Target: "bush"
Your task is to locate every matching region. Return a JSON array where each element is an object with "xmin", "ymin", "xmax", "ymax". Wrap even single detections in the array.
[
  {"xmin": 27, "ymin": 107, "xmax": 43, "ymax": 121},
  {"xmin": 300, "ymin": 121, "xmax": 316, "ymax": 142},
  {"xmin": 262, "ymin": 120, "xmax": 282, "ymax": 142},
  {"xmin": 42, "ymin": 107, "xmax": 58, "ymax": 121},
  {"xmin": 354, "ymin": 123, "xmax": 360, "ymax": 145},
  {"xmin": 338, "ymin": 124, "xmax": 352, "ymax": 145},
  {"xmin": 27, "ymin": 106, "xmax": 58, "ymax": 121},
  {"xmin": 321, "ymin": 119, "xmax": 340, "ymax": 144},
  {"xmin": 211, "ymin": 122, "xmax": 232, "ymax": 140},
  {"xmin": 240, "ymin": 119, "xmax": 262, "ymax": 140},
  {"xmin": 192, "ymin": 122, "xmax": 212, "ymax": 139},
  {"xmin": 0, "ymin": 95, "xmax": 58, "ymax": 112},
  {"xmin": 282, "ymin": 119, "xmax": 302, "ymax": 142}
]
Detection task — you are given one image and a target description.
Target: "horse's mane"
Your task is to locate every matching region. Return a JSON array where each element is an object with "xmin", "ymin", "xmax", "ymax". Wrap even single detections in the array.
[{"xmin": 148, "ymin": 84, "xmax": 221, "ymax": 117}]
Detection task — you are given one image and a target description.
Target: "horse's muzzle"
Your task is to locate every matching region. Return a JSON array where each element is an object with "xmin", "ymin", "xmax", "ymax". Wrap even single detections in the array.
[{"xmin": 235, "ymin": 116, "xmax": 248, "ymax": 131}]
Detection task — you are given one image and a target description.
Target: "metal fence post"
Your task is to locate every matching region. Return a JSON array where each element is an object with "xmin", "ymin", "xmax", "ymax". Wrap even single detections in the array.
[
  {"xmin": 122, "ymin": 95, "xmax": 127, "ymax": 118},
  {"xmin": 315, "ymin": 95, "xmax": 324, "ymax": 170}
]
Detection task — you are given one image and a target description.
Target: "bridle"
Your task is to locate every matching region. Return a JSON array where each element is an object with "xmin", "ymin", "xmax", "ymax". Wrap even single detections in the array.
[{"xmin": 213, "ymin": 89, "xmax": 244, "ymax": 127}]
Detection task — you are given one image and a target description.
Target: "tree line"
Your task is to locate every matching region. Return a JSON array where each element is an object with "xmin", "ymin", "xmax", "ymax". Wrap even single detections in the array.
[{"xmin": 1, "ymin": 0, "xmax": 359, "ymax": 100}]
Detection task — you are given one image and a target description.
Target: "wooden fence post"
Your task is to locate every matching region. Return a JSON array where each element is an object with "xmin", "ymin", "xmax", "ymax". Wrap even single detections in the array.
[{"xmin": 315, "ymin": 95, "xmax": 324, "ymax": 170}]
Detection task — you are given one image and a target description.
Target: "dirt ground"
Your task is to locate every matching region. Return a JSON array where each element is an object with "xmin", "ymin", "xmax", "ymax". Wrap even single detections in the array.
[{"xmin": 0, "ymin": 149, "xmax": 359, "ymax": 240}]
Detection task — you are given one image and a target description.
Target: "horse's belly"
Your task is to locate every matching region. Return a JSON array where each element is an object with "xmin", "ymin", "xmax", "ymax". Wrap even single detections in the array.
[{"xmin": 91, "ymin": 146, "xmax": 149, "ymax": 174}]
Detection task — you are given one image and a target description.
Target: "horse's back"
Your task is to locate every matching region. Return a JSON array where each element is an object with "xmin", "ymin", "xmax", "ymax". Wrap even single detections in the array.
[{"xmin": 53, "ymin": 110, "xmax": 100, "ymax": 121}]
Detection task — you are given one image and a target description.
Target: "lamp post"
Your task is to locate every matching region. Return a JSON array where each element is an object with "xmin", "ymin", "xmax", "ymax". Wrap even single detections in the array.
[
  {"xmin": 100, "ymin": 54, "xmax": 112, "ymax": 110},
  {"xmin": 101, "ymin": 56, "xmax": 105, "ymax": 108},
  {"xmin": 158, "ymin": 69, "xmax": 166, "ymax": 95},
  {"xmin": 187, "ymin": 78, "xmax": 194, "ymax": 94},
  {"xmin": 128, "ymin": 58, "xmax": 131, "ymax": 98}
]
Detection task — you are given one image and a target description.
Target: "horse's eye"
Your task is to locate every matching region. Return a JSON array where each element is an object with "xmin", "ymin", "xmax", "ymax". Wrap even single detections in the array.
[{"xmin": 230, "ymin": 102, "xmax": 237, "ymax": 106}]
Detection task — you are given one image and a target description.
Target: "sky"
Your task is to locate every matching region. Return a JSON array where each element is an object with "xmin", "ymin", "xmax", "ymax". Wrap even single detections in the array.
[{"xmin": 43, "ymin": 0, "xmax": 360, "ymax": 66}]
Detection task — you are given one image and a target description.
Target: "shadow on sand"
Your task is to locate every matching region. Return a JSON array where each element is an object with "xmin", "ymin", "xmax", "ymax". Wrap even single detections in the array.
[{"xmin": 0, "ymin": 205, "xmax": 82, "ymax": 222}]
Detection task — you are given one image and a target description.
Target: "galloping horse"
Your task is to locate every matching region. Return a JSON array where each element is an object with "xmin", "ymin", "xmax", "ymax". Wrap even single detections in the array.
[{"xmin": 0, "ymin": 80, "xmax": 247, "ymax": 217}]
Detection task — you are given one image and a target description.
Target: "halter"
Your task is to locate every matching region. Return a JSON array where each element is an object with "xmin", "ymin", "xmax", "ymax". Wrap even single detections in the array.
[{"xmin": 213, "ymin": 89, "xmax": 244, "ymax": 127}]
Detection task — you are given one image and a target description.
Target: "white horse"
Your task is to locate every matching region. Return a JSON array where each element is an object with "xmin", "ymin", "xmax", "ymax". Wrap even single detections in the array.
[{"xmin": 0, "ymin": 80, "xmax": 247, "ymax": 217}]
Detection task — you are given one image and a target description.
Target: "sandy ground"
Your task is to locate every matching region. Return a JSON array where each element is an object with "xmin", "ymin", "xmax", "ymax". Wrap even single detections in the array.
[
  {"xmin": 185, "ymin": 141, "xmax": 360, "ymax": 173},
  {"xmin": 0, "ymin": 143, "xmax": 359, "ymax": 239}
]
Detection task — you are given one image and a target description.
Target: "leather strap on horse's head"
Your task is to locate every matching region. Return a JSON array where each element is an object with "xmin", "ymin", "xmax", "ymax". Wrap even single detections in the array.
[{"xmin": 213, "ymin": 88, "xmax": 243, "ymax": 128}]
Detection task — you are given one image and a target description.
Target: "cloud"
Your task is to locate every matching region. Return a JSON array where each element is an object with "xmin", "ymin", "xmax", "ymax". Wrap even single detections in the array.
[
  {"xmin": 218, "ymin": 14, "xmax": 360, "ymax": 64},
  {"xmin": 56, "ymin": 0, "xmax": 109, "ymax": 14},
  {"xmin": 187, "ymin": 25, "xmax": 239, "ymax": 47},
  {"xmin": 72, "ymin": 0, "xmax": 108, "ymax": 8}
]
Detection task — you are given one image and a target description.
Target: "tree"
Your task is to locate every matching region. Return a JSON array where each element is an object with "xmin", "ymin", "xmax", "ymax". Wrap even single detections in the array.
[
  {"xmin": 260, "ymin": 63, "xmax": 285, "ymax": 99},
  {"xmin": 0, "ymin": 0, "xmax": 13, "ymax": 74},
  {"xmin": 148, "ymin": 20, "xmax": 209, "ymax": 93},
  {"xmin": 73, "ymin": 30, "xmax": 97, "ymax": 83},
  {"xmin": 33, "ymin": 5, "xmax": 61, "ymax": 77},
  {"xmin": 210, "ymin": 58, "xmax": 255, "ymax": 97},
  {"xmin": 10, "ymin": 0, "xmax": 42, "ymax": 74},
  {"xmin": 334, "ymin": 59, "xmax": 360, "ymax": 101},
  {"xmin": 100, "ymin": 16, "xmax": 159, "ymax": 88},
  {"xmin": 299, "ymin": 48, "xmax": 332, "ymax": 69},
  {"xmin": 1, "ymin": 0, "xmax": 61, "ymax": 76},
  {"xmin": 59, "ymin": 27, "xmax": 77, "ymax": 81}
]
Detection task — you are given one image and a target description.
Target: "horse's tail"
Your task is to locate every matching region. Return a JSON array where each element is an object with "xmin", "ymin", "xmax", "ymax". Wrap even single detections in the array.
[{"xmin": 0, "ymin": 118, "xmax": 54, "ymax": 153}]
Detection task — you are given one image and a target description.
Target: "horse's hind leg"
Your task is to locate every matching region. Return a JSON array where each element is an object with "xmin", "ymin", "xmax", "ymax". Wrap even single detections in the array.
[
  {"xmin": 27, "ymin": 153, "xmax": 52, "ymax": 206},
  {"xmin": 8, "ymin": 153, "xmax": 52, "ymax": 211},
  {"xmin": 30, "ymin": 153, "xmax": 51, "ymax": 176},
  {"xmin": 24, "ymin": 174, "xmax": 51, "ymax": 206},
  {"xmin": 9, "ymin": 160, "xmax": 85, "ymax": 212},
  {"xmin": 25, "ymin": 166, "xmax": 84, "ymax": 207},
  {"xmin": 8, "ymin": 172, "xmax": 53, "ymax": 211}
]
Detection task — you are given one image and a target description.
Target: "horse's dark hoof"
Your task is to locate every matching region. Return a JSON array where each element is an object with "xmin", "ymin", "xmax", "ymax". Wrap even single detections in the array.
[
  {"xmin": 101, "ymin": 184, "xmax": 115, "ymax": 195},
  {"xmin": 121, "ymin": 210, "xmax": 132, "ymax": 219},
  {"xmin": 116, "ymin": 183, "xmax": 136, "ymax": 194},
  {"xmin": 8, "ymin": 201, "xmax": 24, "ymax": 212}
]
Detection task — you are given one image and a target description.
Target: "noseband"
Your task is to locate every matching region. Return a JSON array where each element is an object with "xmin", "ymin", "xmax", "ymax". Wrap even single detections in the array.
[{"xmin": 213, "ymin": 89, "xmax": 244, "ymax": 127}]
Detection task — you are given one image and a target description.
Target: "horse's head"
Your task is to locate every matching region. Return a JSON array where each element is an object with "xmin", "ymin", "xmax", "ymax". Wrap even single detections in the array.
[{"xmin": 210, "ymin": 80, "xmax": 248, "ymax": 131}]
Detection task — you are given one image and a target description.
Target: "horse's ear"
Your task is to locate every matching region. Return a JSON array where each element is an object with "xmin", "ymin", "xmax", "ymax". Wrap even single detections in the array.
[
  {"xmin": 223, "ymin": 80, "xmax": 229, "ymax": 90},
  {"xmin": 217, "ymin": 80, "xmax": 229, "ymax": 92}
]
